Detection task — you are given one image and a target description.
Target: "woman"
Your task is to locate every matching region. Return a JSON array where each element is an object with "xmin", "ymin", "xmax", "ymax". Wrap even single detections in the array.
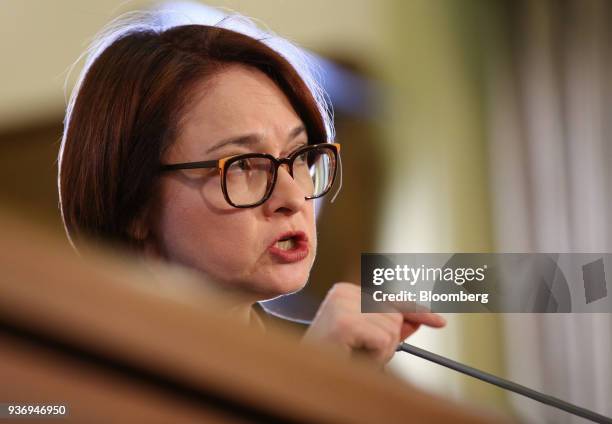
[{"xmin": 58, "ymin": 11, "xmax": 445, "ymax": 366}]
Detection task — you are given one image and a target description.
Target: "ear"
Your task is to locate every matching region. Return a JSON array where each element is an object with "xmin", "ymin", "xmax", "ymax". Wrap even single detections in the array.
[{"xmin": 129, "ymin": 214, "xmax": 164, "ymax": 260}]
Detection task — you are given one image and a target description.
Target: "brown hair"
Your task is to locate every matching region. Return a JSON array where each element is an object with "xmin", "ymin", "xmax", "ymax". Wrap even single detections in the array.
[{"xmin": 59, "ymin": 22, "xmax": 328, "ymax": 249}]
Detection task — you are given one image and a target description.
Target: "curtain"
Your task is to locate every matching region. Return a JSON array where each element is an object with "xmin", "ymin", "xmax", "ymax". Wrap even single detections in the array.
[{"xmin": 488, "ymin": 0, "xmax": 612, "ymax": 421}]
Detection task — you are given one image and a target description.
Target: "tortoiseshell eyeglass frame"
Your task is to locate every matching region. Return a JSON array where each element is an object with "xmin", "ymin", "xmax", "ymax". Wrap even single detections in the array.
[{"xmin": 159, "ymin": 142, "xmax": 341, "ymax": 208}]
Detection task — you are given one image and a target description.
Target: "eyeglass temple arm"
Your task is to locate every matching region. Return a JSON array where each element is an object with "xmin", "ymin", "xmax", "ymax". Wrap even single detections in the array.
[
  {"xmin": 159, "ymin": 159, "xmax": 219, "ymax": 172},
  {"xmin": 330, "ymin": 149, "xmax": 343, "ymax": 203}
]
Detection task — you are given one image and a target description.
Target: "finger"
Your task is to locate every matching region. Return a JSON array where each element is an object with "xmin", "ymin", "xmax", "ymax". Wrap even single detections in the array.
[
  {"xmin": 350, "ymin": 320, "xmax": 397, "ymax": 364},
  {"xmin": 402, "ymin": 312, "xmax": 446, "ymax": 327},
  {"xmin": 364, "ymin": 313, "xmax": 402, "ymax": 346},
  {"xmin": 316, "ymin": 294, "xmax": 357, "ymax": 319},
  {"xmin": 400, "ymin": 321, "xmax": 421, "ymax": 341},
  {"xmin": 330, "ymin": 282, "xmax": 361, "ymax": 298}
]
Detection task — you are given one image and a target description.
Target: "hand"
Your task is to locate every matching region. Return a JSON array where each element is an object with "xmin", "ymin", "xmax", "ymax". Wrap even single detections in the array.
[{"xmin": 302, "ymin": 282, "xmax": 446, "ymax": 365}]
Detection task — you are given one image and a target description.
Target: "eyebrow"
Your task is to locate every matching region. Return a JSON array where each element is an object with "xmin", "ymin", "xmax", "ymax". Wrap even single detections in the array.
[{"xmin": 205, "ymin": 125, "xmax": 306, "ymax": 155}]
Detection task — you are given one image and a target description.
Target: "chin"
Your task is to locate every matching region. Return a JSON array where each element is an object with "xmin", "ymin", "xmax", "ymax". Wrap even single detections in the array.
[{"xmin": 259, "ymin": 272, "xmax": 308, "ymax": 299}]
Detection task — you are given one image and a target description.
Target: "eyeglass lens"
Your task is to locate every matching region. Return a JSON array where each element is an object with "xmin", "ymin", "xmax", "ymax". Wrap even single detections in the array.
[{"xmin": 225, "ymin": 147, "xmax": 336, "ymax": 207}]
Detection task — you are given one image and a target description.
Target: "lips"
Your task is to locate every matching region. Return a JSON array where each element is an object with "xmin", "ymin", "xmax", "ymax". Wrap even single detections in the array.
[{"xmin": 268, "ymin": 231, "xmax": 309, "ymax": 263}]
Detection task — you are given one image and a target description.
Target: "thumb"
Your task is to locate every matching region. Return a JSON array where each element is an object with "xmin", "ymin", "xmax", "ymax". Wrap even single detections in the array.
[{"xmin": 400, "ymin": 321, "xmax": 421, "ymax": 341}]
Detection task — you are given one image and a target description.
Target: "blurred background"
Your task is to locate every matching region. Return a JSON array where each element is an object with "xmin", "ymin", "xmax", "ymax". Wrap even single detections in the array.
[{"xmin": 1, "ymin": 0, "xmax": 611, "ymax": 422}]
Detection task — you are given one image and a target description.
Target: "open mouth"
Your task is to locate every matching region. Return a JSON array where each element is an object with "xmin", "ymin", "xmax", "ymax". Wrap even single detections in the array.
[
  {"xmin": 275, "ymin": 236, "xmax": 297, "ymax": 251},
  {"xmin": 269, "ymin": 232, "xmax": 309, "ymax": 263}
]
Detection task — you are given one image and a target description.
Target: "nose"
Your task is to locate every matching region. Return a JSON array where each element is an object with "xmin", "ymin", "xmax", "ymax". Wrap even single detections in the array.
[{"xmin": 262, "ymin": 164, "xmax": 307, "ymax": 216}]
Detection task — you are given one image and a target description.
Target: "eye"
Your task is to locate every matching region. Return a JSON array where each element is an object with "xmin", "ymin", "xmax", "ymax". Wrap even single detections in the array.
[{"xmin": 236, "ymin": 158, "xmax": 252, "ymax": 171}]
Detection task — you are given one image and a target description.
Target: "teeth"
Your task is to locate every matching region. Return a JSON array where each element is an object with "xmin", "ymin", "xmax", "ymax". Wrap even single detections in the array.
[{"xmin": 276, "ymin": 238, "xmax": 296, "ymax": 250}]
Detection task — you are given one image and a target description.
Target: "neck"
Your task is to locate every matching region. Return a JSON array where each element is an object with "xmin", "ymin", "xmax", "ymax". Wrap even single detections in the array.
[
  {"xmin": 229, "ymin": 301, "xmax": 254, "ymax": 323},
  {"xmin": 140, "ymin": 258, "xmax": 268, "ymax": 331},
  {"xmin": 228, "ymin": 300, "xmax": 266, "ymax": 332}
]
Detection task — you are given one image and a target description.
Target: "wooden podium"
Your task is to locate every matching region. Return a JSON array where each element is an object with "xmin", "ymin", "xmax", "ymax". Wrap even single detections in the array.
[{"xmin": 0, "ymin": 212, "xmax": 508, "ymax": 423}]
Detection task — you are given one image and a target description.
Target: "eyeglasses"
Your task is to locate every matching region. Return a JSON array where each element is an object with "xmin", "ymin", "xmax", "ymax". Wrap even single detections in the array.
[{"xmin": 160, "ymin": 143, "xmax": 341, "ymax": 208}]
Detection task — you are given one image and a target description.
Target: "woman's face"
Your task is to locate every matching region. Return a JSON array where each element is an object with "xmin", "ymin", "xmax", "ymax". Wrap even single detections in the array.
[{"xmin": 150, "ymin": 64, "xmax": 317, "ymax": 299}]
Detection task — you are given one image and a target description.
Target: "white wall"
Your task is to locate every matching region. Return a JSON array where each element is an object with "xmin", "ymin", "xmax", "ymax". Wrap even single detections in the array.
[{"xmin": 0, "ymin": 0, "xmax": 386, "ymax": 128}]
